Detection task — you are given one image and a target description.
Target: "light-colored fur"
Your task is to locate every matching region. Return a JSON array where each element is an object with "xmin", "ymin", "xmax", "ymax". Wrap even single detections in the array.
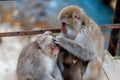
[
  {"xmin": 54, "ymin": 5, "xmax": 105, "ymax": 80},
  {"xmin": 17, "ymin": 32, "xmax": 63, "ymax": 80}
]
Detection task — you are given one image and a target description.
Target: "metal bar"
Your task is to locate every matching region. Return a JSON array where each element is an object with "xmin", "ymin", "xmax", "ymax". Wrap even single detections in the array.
[
  {"xmin": 0, "ymin": 24, "xmax": 120, "ymax": 37},
  {"xmin": 0, "ymin": 29, "xmax": 61, "ymax": 37},
  {"xmin": 108, "ymin": 0, "xmax": 120, "ymax": 56},
  {"xmin": 100, "ymin": 24, "xmax": 120, "ymax": 29}
]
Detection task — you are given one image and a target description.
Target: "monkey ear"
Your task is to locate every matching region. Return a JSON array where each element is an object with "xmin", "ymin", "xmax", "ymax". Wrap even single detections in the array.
[
  {"xmin": 38, "ymin": 39, "xmax": 46, "ymax": 50},
  {"xmin": 78, "ymin": 8, "xmax": 89, "ymax": 26},
  {"xmin": 82, "ymin": 14, "xmax": 89, "ymax": 26}
]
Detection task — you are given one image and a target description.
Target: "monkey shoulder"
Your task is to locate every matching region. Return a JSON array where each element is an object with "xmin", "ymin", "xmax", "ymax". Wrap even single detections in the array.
[
  {"xmin": 18, "ymin": 42, "xmax": 55, "ymax": 73},
  {"xmin": 18, "ymin": 42, "xmax": 38, "ymax": 60}
]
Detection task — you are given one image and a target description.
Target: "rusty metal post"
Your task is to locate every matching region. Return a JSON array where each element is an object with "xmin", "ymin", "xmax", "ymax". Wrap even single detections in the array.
[{"xmin": 108, "ymin": 0, "xmax": 120, "ymax": 56}]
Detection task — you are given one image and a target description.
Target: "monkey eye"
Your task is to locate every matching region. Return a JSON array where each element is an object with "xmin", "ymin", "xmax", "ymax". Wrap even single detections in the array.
[
  {"xmin": 82, "ymin": 22, "xmax": 85, "ymax": 25},
  {"xmin": 75, "ymin": 15, "xmax": 78, "ymax": 19},
  {"xmin": 68, "ymin": 15, "xmax": 72, "ymax": 18},
  {"xmin": 75, "ymin": 16, "xmax": 80, "ymax": 20}
]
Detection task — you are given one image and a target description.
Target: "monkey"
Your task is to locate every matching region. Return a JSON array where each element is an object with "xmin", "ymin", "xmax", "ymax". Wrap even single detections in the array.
[
  {"xmin": 53, "ymin": 5, "xmax": 105, "ymax": 80},
  {"xmin": 17, "ymin": 31, "xmax": 63, "ymax": 80},
  {"xmin": 62, "ymin": 52, "xmax": 88, "ymax": 80},
  {"xmin": 57, "ymin": 48, "xmax": 88, "ymax": 80}
]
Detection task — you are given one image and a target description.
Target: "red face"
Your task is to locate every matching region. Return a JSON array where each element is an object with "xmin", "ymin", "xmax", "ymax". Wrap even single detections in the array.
[
  {"xmin": 61, "ymin": 13, "xmax": 80, "ymax": 33},
  {"xmin": 61, "ymin": 22, "xmax": 66, "ymax": 33}
]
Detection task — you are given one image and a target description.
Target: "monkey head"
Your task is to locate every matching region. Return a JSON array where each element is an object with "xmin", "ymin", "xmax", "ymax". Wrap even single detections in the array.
[
  {"xmin": 58, "ymin": 6, "xmax": 88, "ymax": 36},
  {"xmin": 36, "ymin": 31, "xmax": 59, "ymax": 59}
]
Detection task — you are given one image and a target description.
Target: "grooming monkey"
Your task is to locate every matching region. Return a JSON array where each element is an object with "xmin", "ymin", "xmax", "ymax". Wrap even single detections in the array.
[
  {"xmin": 17, "ymin": 31, "xmax": 63, "ymax": 80},
  {"xmin": 53, "ymin": 6, "xmax": 105, "ymax": 80}
]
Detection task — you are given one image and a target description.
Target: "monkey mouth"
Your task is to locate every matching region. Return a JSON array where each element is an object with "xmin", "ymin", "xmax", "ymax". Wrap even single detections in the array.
[
  {"xmin": 62, "ymin": 22, "xmax": 66, "ymax": 25},
  {"xmin": 61, "ymin": 22, "xmax": 66, "ymax": 33}
]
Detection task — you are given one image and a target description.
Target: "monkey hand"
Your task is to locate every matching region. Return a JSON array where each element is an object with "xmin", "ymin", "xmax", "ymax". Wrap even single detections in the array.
[
  {"xmin": 52, "ymin": 36, "xmax": 86, "ymax": 57},
  {"xmin": 52, "ymin": 36, "xmax": 68, "ymax": 49}
]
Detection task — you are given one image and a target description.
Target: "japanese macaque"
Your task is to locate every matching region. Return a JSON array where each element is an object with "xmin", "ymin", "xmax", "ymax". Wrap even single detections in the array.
[
  {"xmin": 61, "ymin": 51, "xmax": 88, "ymax": 80},
  {"xmin": 53, "ymin": 5, "xmax": 105, "ymax": 80},
  {"xmin": 17, "ymin": 31, "xmax": 63, "ymax": 80},
  {"xmin": 57, "ymin": 48, "xmax": 87, "ymax": 80}
]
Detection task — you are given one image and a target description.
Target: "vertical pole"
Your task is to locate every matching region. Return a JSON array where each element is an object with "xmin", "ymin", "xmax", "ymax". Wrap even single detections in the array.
[
  {"xmin": 102, "ymin": 0, "xmax": 112, "ymax": 5},
  {"xmin": 108, "ymin": 0, "xmax": 120, "ymax": 56}
]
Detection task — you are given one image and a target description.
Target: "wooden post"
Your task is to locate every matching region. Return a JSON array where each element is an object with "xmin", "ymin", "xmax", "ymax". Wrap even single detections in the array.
[{"xmin": 108, "ymin": 0, "xmax": 120, "ymax": 56}]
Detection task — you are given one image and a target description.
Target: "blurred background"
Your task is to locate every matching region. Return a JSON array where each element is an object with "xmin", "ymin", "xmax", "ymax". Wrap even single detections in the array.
[
  {"xmin": 0, "ymin": 0, "xmax": 117, "ymax": 79},
  {"xmin": 0, "ymin": 0, "xmax": 116, "ymax": 47}
]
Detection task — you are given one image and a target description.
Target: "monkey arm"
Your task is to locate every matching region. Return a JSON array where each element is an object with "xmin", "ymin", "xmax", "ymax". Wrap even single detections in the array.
[
  {"xmin": 52, "ymin": 63, "xmax": 63, "ymax": 80},
  {"xmin": 57, "ymin": 50, "xmax": 65, "ymax": 72},
  {"xmin": 53, "ymin": 37, "xmax": 96, "ymax": 61}
]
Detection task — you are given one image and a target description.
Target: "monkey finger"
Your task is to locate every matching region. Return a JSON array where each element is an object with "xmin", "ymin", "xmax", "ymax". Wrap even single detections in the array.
[
  {"xmin": 52, "ymin": 37, "xmax": 60, "ymax": 44},
  {"xmin": 52, "ymin": 37, "xmax": 56, "ymax": 41}
]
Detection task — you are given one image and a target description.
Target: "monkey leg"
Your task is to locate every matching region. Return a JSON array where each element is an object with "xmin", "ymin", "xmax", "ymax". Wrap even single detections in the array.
[
  {"xmin": 82, "ymin": 58, "xmax": 102, "ymax": 80},
  {"xmin": 57, "ymin": 49, "xmax": 65, "ymax": 72}
]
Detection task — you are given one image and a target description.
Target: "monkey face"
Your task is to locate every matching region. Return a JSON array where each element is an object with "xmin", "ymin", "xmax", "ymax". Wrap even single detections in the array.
[
  {"xmin": 59, "ymin": 12, "xmax": 81, "ymax": 32},
  {"xmin": 36, "ymin": 32, "xmax": 59, "ymax": 58},
  {"xmin": 58, "ymin": 6, "xmax": 87, "ymax": 34}
]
